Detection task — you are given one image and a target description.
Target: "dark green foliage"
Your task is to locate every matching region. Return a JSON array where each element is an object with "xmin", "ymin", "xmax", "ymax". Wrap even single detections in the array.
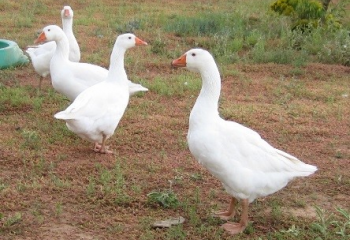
[
  {"xmin": 270, "ymin": 0, "xmax": 341, "ymax": 30},
  {"xmin": 271, "ymin": 0, "xmax": 324, "ymax": 19}
]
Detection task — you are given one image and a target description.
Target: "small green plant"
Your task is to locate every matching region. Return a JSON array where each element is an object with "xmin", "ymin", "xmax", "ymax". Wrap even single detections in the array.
[
  {"xmin": 165, "ymin": 224, "xmax": 186, "ymax": 240},
  {"xmin": 147, "ymin": 190, "xmax": 179, "ymax": 208},
  {"xmin": 55, "ymin": 202, "xmax": 63, "ymax": 217},
  {"xmin": 280, "ymin": 224, "xmax": 300, "ymax": 236},
  {"xmin": 311, "ymin": 206, "xmax": 350, "ymax": 238},
  {"xmin": 332, "ymin": 208, "xmax": 350, "ymax": 237},
  {"xmin": 187, "ymin": 206, "xmax": 201, "ymax": 226},
  {"xmin": 21, "ymin": 129, "xmax": 41, "ymax": 150},
  {"xmin": 150, "ymin": 39, "xmax": 167, "ymax": 55},
  {"xmin": 4, "ymin": 212, "xmax": 22, "ymax": 227}
]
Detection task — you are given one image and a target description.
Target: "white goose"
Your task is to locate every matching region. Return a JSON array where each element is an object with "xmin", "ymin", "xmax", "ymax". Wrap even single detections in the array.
[
  {"xmin": 171, "ymin": 48, "xmax": 317, "ymax": 235},
  {"xmin": 26, "ymin": 6, "xmax": 80, "ymax": 89},
  {"xmin": 34, "ymin": 26, "xmax": 148, "ymax": 101},
  {"xmin": 54, "ymin": 33, "xmax": 147, "ymax": 154}
]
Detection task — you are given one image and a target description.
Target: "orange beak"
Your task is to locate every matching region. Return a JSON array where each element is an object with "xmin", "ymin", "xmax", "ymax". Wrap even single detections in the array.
[
  {"xmin": 64, "ymin": 9, "xmax": 70, "ymax": 17},
  {"xmin": 34, "ymin": 32, "xmax": 47, "ymax": 44},
  {"xmin": 135, "ymin": 37, "xmax": 148, "ymax": 46},
  {"xmin": 171, "ymin": 54, "xmax": 187, "ymax": 68}
]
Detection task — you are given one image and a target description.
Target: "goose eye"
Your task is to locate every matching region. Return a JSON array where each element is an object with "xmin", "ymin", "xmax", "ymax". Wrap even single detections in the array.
[
  {"xmin": 48, "ymin": 29, "xmax": 51, "ymax": 32},
  {"xmin": 191, "ymin": 53, "xmax": 196, "ymax": 57},
  {"xmin": 128, "ymin": 36, "xmax": 132, "ymax": 39}
]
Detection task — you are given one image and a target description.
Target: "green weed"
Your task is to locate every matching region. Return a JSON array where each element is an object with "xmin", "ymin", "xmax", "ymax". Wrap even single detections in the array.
[
  {"xmin": 311, "ymin": 206, "xmax": 350, "ymax": 239},
  {"xmin": 165, "ymin": 224, "xmax": 186, "ymax": 240},
  {"xmin": 55, "ymin": 202, "xmax": 63, "ymax": 216},
  {"xmin": 21, "ymin": 129, "xmax": 41, "ymax": 150},
  {"xmin": 4, "ymin": 212, "xmax": 22, "ymax": 227},
  {"xmin": 147, "ymin": 190, "xmax": 179, "ymax": 208}
]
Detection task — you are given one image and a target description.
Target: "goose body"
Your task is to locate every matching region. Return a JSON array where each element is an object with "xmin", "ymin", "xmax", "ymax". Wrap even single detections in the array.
[
  {"xmin": 54, "ymin": 33, "xmax": 147, "ymax": 153},
  {"xmin": 26, "ymin": 6, "xmax": 80, "ymax": 89},
  {"xmin": 171, "ymin": 48, "xmax": 317, "ymax": 235}
]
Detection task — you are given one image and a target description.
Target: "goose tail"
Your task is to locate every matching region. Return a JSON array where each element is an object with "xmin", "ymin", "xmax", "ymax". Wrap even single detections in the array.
[
  {"xmin": 276, "ymin": 149, "xmax": 317, "ymax": 176},
  {"xmin": 54, "ymin": 111, "xmax": 73, "ymax": 120}
]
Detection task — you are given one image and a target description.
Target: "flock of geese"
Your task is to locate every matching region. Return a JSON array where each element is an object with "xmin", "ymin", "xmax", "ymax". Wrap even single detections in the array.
[{"xmin": 25, "ymin": 6, "xmax": 317, "ymax": 235}]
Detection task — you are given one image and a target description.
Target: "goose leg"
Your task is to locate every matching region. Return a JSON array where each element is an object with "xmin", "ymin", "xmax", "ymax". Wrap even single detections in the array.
[
  {"xmin": 94, "ymin": 134, "xmax": 113, "ymax": 154},
  {"xmin": 93, "ymin": 142, "xmax": 102, "ymax": 151},
  {"xmin": 214, "ymin": 197, "xmax": 237, "ymax": 220},
  {"xmin": 38, "ymin": 76, "xmax": 43, "ymax": 91},
  {"xmin": 221, "ymin": 199, "xmax": 249, "ymax": 235}
]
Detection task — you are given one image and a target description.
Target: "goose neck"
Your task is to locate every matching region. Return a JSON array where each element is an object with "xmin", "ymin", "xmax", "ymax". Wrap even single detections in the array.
[
  {"xmin": 54, "ymin": 35, "xmax": 70, "ymax": 59},
  {"xmin": 107, "ymin": 46, "xmax": 127, "ymax": 82},
  {"xmin": 189, "ymin": 65, "xmax": 221, "ymax": 125},
  {"xmin": 198, "ymin": 67, "xmax": 221, "ymax": 109},
  {"xmin": 62, "ymin": 18, "xmax": 73, "ymax": 34}
]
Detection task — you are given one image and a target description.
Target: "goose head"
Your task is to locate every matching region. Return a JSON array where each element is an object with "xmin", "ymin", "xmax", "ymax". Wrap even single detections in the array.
[
  {"xmin": 34, "ymin": 25, "xmax": 64, "ymax": 44},
  {"xmin": 114, "ymin": 33, "xmax": 148, "ymax": 50},
  {"xmin": 171, "ymin": 48, "xmax": 215, "ymax": 73},
  {"xmin": 61, "ymin": 6, "xmax": 73, "ymax": 19}
]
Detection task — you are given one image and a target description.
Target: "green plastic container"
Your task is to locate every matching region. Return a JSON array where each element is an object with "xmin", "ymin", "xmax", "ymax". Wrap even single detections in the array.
[{"xmin": 0, "ymin": 39, "xmax": 29, "ymax": 69}]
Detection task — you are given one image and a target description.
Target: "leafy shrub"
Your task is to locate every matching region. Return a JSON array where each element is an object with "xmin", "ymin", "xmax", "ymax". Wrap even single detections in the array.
[{"xmin": 270, "ymin": 0, "xmax": 341, "ymax": 30}]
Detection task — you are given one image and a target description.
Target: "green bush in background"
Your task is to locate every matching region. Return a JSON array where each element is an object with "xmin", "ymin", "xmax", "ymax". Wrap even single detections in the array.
[{"xmin": 270, "ymin": 0, "xmax": 342, "ymax": 30}]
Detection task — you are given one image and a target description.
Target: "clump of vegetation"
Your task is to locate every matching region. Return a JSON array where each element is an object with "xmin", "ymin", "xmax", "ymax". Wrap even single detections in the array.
[
  {"xmin": 270, "ymin": 0, "xmax": 341, "ymax": 30},
  {"xmin": 150, "ymin": 39, "xmax": 167, "ymax": 55},
  {"xmin": 147, "ymin": 190, "xmax": 179, "ymax": 208},
  {"xmin": 0, "ymin": 84, "xmax": 32, "ymax": 112},
  {"xmin": 21, "ymin": 130, "xmax": 41, "ymax": 150},
  {"xmin": 311, "ymin": 206, "xmax": 350, "ymax": 238}
]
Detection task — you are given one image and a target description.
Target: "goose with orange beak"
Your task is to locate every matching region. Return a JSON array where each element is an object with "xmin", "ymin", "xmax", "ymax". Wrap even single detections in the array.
[
  {"xmin": 54, "ymin": 33, "xmax": 148, "ymax": 154},
  {"xmin": 26, "ymin": 6, "xmax": 80, "ymax": 90},
  {"xmin": 171, "ymin": 48, "xmax": 317, "ymax": 235}
]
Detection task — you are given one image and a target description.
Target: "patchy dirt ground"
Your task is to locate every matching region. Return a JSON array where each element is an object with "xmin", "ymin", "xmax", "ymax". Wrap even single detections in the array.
[{"xmin": 1, "ymin": 61, "xmax": 349, "ymax": 240}]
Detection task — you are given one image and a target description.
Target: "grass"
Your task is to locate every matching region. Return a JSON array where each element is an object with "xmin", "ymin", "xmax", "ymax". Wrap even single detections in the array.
[{"xmin": 0, "ymin": 0, "xmax": 349, "ymax": 239}]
